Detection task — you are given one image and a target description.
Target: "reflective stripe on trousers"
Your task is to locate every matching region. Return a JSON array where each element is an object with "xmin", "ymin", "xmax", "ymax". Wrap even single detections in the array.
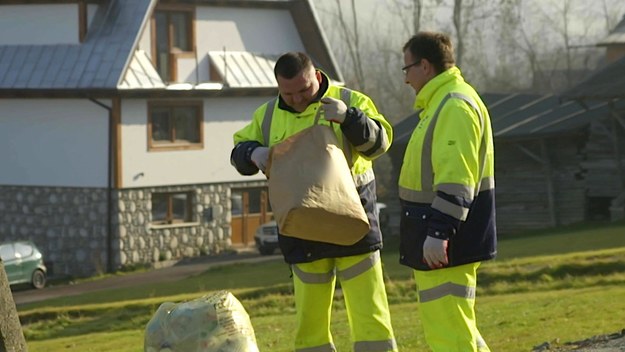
[
  {"xmin": 414, "ymin": 262, "xmax": 490, "ymax": 352},
  {"xmin": 292, "ymin": 251, "xmax": 397, "ymax": 352}
]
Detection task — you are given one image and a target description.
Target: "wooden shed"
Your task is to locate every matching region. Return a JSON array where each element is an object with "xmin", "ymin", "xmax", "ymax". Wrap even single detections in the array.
[
  {"xmin": 389, "ymin": 90, "xmax": 625, "ymax": 235},
  {"xmin": 560, "ymin": 54, "xmax": 625, "ymax": 223}
]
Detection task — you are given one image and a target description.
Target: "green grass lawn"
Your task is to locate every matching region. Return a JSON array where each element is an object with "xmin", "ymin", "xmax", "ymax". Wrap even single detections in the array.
[{"xmin": 19, "ymin": 221, "xmax": 625, "ymax": 352}]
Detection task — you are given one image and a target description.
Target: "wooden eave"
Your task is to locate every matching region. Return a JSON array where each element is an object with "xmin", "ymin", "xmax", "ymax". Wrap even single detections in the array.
[
  {"xmin": 157, "ymin": 0, "xmax": 294, "ymax": 8},
  {"xmin": 0, "ymin": 87, "xmax": 277, "ymax": 99},
  {"xmin": 0, "ymin": 0, "xmax": 106, "ymax": 4}
]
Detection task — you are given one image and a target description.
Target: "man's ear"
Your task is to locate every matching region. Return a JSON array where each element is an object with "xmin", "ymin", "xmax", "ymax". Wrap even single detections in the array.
[
  {"xmin": 315, "ymin": 70, "xmax": 322, "ymax": 83},
  {"xmin": 422, "ymin": 59, "xmax": 436, "ymax": 78}
]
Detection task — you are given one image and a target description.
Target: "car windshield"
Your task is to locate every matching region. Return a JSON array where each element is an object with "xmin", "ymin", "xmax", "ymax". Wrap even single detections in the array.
[
  {"xmin": 15, "ymin": 242, "xmax": 33, "ymax": 258},
  {"xmin": 0, "ymin": 244, "xmax": 13, "ymax": 261}
]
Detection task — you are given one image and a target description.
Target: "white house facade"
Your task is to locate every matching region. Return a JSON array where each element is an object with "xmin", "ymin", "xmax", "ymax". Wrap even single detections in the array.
[{"xmin": 0, "ymin": 0, "xmax": 343, "ymax": 277}]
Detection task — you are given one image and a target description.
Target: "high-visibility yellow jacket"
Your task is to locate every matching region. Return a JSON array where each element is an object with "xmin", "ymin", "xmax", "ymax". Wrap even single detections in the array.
[
  {"xmin": 231, "ymin": 72, "xmax": 392, "ymax": 263},
  {"xmin": 398, "ymin": 66, "xmax": 497, "ymax": 271}
]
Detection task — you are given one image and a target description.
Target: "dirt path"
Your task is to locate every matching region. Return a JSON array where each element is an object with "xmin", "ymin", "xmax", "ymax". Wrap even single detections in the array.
[{"xmin": 11, "ymin": 250, "xmax": 281, "ymax": 306}]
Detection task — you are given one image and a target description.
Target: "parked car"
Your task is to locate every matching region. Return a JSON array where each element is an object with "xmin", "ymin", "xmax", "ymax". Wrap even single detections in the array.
[
  {"xmin": 254, "ymin": 219, "xmax": 279, "ymax": 255},
  {"xmin": 254, "ymin": 202, "xmax": 390, "ymax": 256},
  {"xmin": 0, "ymin": 241, "xmax": 47, "ymax": 289}
]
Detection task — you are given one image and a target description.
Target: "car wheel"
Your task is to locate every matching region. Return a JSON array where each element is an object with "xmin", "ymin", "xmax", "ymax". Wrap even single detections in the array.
[
  {"xmin": 258, "ymin": 246, "xmax": 275, "ymax": 256},
  {"xmin": 31, "ymin": 269, "xmax": 46, "ymax": 289}
]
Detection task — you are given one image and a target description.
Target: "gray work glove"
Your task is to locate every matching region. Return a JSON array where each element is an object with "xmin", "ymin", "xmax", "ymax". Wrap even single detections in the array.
[
  {"xmin": 423, "ymin": 236, "xmax": 449, "ymax": 269},
  {"xmin": 250, "ymin": 147, "xmax": 270, "ymax": 172},
  {"xmin": 320, "ymin": 97, "xmax": 347, "ymax": 123}
]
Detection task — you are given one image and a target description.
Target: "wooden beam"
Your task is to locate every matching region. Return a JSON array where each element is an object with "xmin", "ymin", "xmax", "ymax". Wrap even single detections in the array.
[
  {"xmin": 0, "ymin": 0, "xmax": 103, "ymax": 4},
  {"xmin": 78, "ymin": 0, "xmax": 87, "ymax": 42},
  {"xmin": 610, "ymin": 105, "xmax": 625, "ymax": 132},
  {"xmin": 540, "ymin": 139, "xmax": 558, "ymax": 227},
  {"xmin": 112, "ymin": 97, "xmax": 122, "ymax": 189},
  {"xmin": 515, "ymin": 143, "xmax": 545, "ymax": 165},
  {"xmin": 609, "ymin": 101, "xmax": 625, "ymax": 190},
  {"xmin": 515, "ymin": 142, "xmax": 558, "ymax": 227}
]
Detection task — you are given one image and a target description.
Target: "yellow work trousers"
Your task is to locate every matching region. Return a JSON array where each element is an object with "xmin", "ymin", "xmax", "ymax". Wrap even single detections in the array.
[
  {"xmin": 414, "ymin": 262, "xmax": 490, "ymax": 352},
  {"xmin": 292, "ymin": 251, "xmax": 397, "ymax": 352}
]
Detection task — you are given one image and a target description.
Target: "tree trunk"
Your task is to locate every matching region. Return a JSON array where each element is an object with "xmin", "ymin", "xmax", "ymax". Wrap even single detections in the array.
[{"xmin": 0, "ymin": 260, "xmax": 27, "ymax": 352}]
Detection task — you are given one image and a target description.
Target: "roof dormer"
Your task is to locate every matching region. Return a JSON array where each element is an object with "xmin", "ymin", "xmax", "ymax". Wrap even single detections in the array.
[{"xmin": 0, "ymin": 1, "xmax": 103, "ymax": 45}]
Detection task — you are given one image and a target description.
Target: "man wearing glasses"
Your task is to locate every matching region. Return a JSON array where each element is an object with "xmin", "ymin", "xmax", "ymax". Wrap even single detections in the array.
[{"xmin": 398, "ymin": 32, "xmax": 496, "ymax": 351}]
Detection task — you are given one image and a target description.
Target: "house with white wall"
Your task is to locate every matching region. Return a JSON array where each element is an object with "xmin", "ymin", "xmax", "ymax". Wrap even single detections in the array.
[{"xmin": 0, "ymin": 0, "xmax": 343, "ymax": 277}]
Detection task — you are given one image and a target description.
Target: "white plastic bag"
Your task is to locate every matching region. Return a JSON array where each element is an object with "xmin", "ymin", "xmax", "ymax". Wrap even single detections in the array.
[{"xmin": 144, "ymin": 290, "xmax": 259, "ymax": 352}]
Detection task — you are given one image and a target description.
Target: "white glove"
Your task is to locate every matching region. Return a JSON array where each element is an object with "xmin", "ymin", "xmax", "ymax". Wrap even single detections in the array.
[
  {"xmin": 250, "ymin": 147, "xmax": 269, "ymax": 172},
  {"xmin": 423, "ymin": 236, "xmax": 449, "ymax": 269},
  {"xmin": 320, "ymin": 97, "xmax": 348, "ymax": 123}
]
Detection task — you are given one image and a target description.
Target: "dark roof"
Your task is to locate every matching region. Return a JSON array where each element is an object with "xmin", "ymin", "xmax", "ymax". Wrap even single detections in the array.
[
  {"xmin": 485, "ymin": 93, "xmax": 622, "ymax": 138},
  {"xmin": 597, "ymin": 14, "xmax": 625, "ymax": 46},
  {"xmin": 394, "ymin": 92, "xmax": 623, "ymax": 143},
  {"xmin": 0, "ymin": 0, "xmax": 154, "ymax": 90},
  {"xmin": 0, "ymin": 0, "xmax": 342, "ymax": 96},
  {"xmin": 559, "ymin": 55, "xmax": 625, "ymax": 101}
]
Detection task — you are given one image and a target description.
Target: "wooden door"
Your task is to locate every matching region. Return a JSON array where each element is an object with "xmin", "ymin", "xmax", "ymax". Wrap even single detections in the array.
[{"xmin": 231, "ymin": 188, "xmax": 271, "ymax": 246}]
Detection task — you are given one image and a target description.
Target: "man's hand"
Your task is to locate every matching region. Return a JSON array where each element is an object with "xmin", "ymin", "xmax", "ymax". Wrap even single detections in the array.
[
  {"xmin": 250, "ymin": 147, "xmax": 270, "ymax": 172},
  {"xmin": 320, "ymin": 97, "xmax": 347, "ymax": 123},
  {"xmin": 423, "ymin": 236, "xmax": 449, "ymax": 269}
]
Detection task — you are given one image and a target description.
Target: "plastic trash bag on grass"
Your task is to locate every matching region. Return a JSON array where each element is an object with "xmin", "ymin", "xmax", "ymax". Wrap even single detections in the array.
[{"xmin": 144, "ymin": 290, "xmax": 259, "ymax": 352}]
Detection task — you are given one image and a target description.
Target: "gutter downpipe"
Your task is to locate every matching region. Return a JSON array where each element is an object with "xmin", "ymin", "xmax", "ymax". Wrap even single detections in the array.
[{"xmin": 89, "ymin": 97, "xmax": 115, "ymax": 273}]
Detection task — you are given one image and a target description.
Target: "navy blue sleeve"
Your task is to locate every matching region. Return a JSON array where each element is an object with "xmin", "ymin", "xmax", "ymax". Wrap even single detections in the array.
[
  {"xmin": 230, "ymin": 141, "xmax": 263, "ymax": 176},
  {"xmin": 340, "ymin": 107, "xmax": 389, "ymax": 158},
  {"xmin": 427, "ymin": 191, "xmax": 465, "ymax": 240}
]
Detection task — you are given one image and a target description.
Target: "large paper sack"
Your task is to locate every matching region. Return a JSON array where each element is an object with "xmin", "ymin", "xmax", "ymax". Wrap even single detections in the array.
[
  {"xmin": 144, "ymin": 290, "xmax": 259, "ymax": 352},
  {"xmin": 266, "ymin": 125, "xmax": 370, "ymax": 245}
]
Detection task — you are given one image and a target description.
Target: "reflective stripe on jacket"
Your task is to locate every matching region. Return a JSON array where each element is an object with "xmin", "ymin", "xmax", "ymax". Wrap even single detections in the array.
[
  {"xmin": 232, "ymin": 72, "xmax": 392, "ymax": 263},
  {"xmin": 398, "ymin": 67, "xmax": 497, "ymax": 271},
  {"xmin": 233, "ymin": 73, "xmax": 392, "ymax": 181}
]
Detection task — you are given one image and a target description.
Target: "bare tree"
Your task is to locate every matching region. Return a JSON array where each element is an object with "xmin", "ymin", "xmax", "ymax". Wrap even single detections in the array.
[
  {"xmin": 387, "ymin": 0, "xmax": 424, "ymax": 35},
  {"xmin": 316, "ymin": 0, "xmax": 624, "ymax": 99},
  {"xmin": 599, "ymin": 0, "xmax": 625, "ymax": 33},
  {"xmin": 477, "ymin": 0, "xmax": 530, "ymax": 92},
  {"xmin": 332, "ymin": 0, "xmax": 367, "ymax": 91},
  {"xmin": 510, "ymin": 0, "xmax": 609, "ymax": 93},
  {"xmin": 453, "ymin": 0, "xmax": 465, "ymax": 67}
]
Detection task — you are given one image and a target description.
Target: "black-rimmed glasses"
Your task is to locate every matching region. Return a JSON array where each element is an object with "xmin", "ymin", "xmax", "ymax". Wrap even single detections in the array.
[{"xmin": 401, "ymin": 60, "xmax": 422, "ymax": 75}]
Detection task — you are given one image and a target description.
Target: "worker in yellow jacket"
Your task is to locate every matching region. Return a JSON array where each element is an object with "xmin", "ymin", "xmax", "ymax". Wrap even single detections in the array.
[
  {"xmin": 231, "ymin": 52, "xmax": 397, "ymax": 352},
  {"xmin": 398, "ymin": 32, "xmax": 497, "ymax": 351}
]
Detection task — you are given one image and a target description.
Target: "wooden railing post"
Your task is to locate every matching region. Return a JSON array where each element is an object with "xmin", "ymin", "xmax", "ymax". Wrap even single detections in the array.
[{"xmin": 0, "ymin": 259, "xmax": 27, "ymax": 352}]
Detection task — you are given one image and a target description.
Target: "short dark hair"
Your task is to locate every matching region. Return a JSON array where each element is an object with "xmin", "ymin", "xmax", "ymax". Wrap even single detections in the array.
[
  {"xmin": 403, "ymin": 32, "xmax": 455, "ymax": 74},
  {"xmin": 274, "ymin": 52, "xmax": 313, "ymax": 79}
]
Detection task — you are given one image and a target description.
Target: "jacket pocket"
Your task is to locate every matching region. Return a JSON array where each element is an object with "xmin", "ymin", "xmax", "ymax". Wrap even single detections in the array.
[{"xmin": 399, "ymin": 204, "xmax": 430, "ymax": 270}]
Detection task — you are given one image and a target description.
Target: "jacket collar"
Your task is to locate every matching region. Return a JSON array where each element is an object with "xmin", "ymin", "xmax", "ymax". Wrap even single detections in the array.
[{"xmin": 414, "ymin": 66, "xmax": 464, "ymax": 112}]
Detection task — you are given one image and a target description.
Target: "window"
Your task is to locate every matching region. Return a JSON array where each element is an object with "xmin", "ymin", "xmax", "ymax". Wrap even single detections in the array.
[
  {"xmin": 152, "ymin": 192, "xmax": 193, "ymax": 225},
  {"xmin": 14, "ymin": 242, "xmax": 33, "ymax": 258},
  {"xmin": 148, "ymin": 101, "xmax": 203, "ymax": 150},
  {"xmin": 0, "ymin": 244, "xmax": 14, "ymax": 262},
  {"xmin": 231, "ymin": 187, "xmax": 272, "ymax": 216},
  {"xmin": 152, "ymin": 6, "xmax": 195, "ymax": 82}
]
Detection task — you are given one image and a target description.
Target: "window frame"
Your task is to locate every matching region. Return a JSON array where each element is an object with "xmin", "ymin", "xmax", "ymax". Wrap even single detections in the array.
[
  {"xmin": 151, "ymin": 4, "xmax": 196, "ymax": 83},
  {"xmin": 147, "ymin": 100, "xmax": 204, "ymax": 151},
  {"xmin": 151, "ymin": 191, "xmax": 194, "ymax": 225}
]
